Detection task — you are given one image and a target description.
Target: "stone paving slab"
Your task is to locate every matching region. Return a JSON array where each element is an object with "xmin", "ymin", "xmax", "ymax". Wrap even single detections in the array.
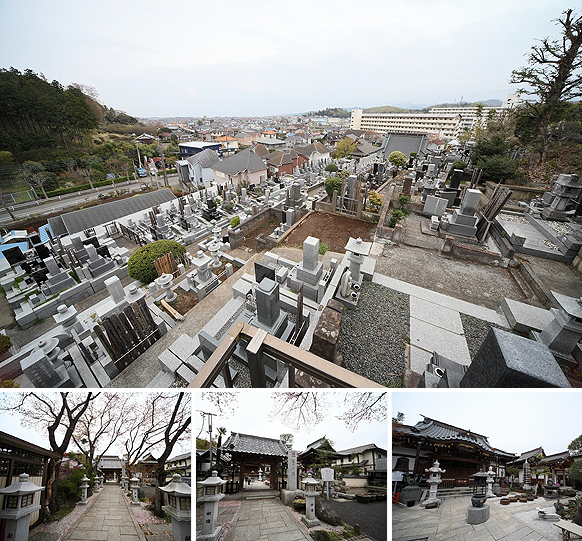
[
  {"xmin": 410, "ymin": 317, "xmax": 472, "ymax": 364},
  {"xmin": 410, "ymin": 296, "xmax": 465, "ymax": 334}
]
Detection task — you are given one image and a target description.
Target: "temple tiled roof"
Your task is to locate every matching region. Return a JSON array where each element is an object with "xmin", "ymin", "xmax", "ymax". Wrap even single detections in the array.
[
  {"xmin": 221, "ymin": 432, "xmax": 288, "ymax": 457},
  {"xmin": 400, "ymin": 416, "xmax": 515, "ymax": 458}
]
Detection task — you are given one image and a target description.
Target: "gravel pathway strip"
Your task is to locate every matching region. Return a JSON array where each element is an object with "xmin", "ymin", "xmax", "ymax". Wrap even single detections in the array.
[
  {"xmin": 338, "ymin": 282, "xmax": 409, "ymax": 386},
  {"xmin": 124, "ymin": 493, "xmax": 167, "ymax": 524}
]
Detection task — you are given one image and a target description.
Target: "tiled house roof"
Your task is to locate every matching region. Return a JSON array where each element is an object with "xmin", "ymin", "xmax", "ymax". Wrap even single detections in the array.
[{"xmin": 212, "ymin": 149, "xmax": 267, "ymax": 176}]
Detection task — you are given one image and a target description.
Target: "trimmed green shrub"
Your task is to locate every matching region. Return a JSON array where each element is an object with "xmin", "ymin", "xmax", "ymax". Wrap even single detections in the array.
[
  {"xmin": 0, "ymin": 334, "xmax": 12, "ymax": 355},
  {"xmin": 324, "ymin": 163, "xmax": 339, "ymax": 173},
  {"xmin": 127, "ymin": 240, "xmax": 186, "ymax": 284},
  {"xmin": 230, "ymin": 216, "xmax": 240, "ymax": 228}
]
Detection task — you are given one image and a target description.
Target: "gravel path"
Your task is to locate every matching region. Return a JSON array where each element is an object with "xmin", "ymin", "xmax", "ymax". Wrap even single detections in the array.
[
  {"xmin": 338, "ymin": 282, "xmax": 409, "ymax": 386},
  {"xmin": 460, "ymin": 313, "xmax": 503, "ymax": 360}
]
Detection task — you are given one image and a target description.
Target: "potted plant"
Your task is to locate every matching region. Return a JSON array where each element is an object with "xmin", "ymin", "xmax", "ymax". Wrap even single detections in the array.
[{"xmin": 293, "ymin": 498, "xmax": 306, "ymax": 511}]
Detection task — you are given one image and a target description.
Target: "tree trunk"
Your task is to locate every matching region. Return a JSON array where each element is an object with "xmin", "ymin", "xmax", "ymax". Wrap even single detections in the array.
[
  {"xmin": 153, "ymin": 463, "xmax": 167, "ymax": 518},
  {"xmin": 43, "ymin": 458, "xmax": 63, "ymax": 515}
]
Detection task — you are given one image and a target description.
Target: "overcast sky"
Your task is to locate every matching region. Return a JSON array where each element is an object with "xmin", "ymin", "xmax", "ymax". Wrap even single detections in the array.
[
  {"xmin": 195, "ymin": 391, "xmax": 388, "ymax": 453},
  {"xmin": 392, "ymin": 390, "xmax": 581, "ymax": 457},
  {"xmin": 0, "ymin": 391, "xmax": 190, "ymax": 459},
  {"xmin": 0, "ymin": 0, "xmax": 574, "ymax": 117}
]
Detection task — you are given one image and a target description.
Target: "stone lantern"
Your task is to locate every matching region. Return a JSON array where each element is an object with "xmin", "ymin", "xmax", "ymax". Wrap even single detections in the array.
[
  {"xmin": 156, "ymin": 273, "xmax": 177, "ymax": 303},
  {"xmin": 344, "ymin": 237, "xmax": 372, "ymax": 284},
  {"xmin": 197, "ymin": 470, "xmax": 226, "ymax": 541},
  {"xmin": 160, "ymin": 473, "xmax": 191, "ymax": 541},
  {"xmin": 130, "ymin": 476, "xmax": 140, "ymax": 506},
  {"xmin": 99, "ymin": 473, "xmax": 104, "ymax": 488},
  {"xmin": 301, "ymin": 473, "xmax": 321, "ymax": 528},
  {"xmin": 121, "ymin": 474, "xmax": 128, "ymax": 492},
  {"xmin": 421, "ymin": 460, "xmax": 445, "ymax": 508},
  {"xmin": 0, "ymin": 473, "xmax": 44, "ymax": 541},
  {"xmin": 467, "ymin": 470, "xmax": 490, "ymax": 525},
  {"xmin": 93, "ymin": 475, "xmax": 100, "ymax": 493},
  {"xmin": 486, "ymin": 467, "xmax": 495, "ymax": 498},
  {"xmin": 80, "ymin": 475, "xmax": 90, "ymax": 505}
]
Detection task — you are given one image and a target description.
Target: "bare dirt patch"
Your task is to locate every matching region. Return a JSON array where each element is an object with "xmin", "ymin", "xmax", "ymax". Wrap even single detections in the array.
[
  {"xmin": 281, "ymin": 212, "xmax": 376, "ymax": 253},
  {"xmin": 166, "ymin": 289, "xmax": 199, "ymax": 315},
  {"xmin": 241, "ymin": 219, "xmax": 279, "ymax": 252}
]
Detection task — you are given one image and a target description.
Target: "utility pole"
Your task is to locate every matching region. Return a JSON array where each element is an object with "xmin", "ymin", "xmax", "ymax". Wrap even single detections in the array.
[
  {"xmin": 198, "ymin": 411, "xmax": 218, "ymax": 467},
  {"xmin": 157, "ymin": 137, "xmax": 169, "ymax": 187}
]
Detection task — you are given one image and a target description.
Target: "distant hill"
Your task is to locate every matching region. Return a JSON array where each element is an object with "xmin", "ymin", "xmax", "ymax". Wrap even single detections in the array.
[
  {"xmin": 308, "ymin": 107, "xmax": 350, "ymax": 118},
  {"xmin": 363, "ymin": 105, "xmax": 414, "ymax": 114},
  {"xmin": 362, "ymin": 99, "xmax": 502, "ymax": 114}
]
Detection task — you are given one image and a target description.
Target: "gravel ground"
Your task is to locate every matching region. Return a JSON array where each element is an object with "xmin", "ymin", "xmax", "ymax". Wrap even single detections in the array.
[
  {"xmin": 460, "ymin": 313, "xmax": 504, "ymax": 360},
  {"xmin": 123, "ymin": 493, "xmax": 167, "ymax": 524},
  {"xmin": 196, "ymin": 500, "xmax": 241, "ymax": 541},
  {"xmin": 338, "ymin": 282, "xmax": 409, "ymax": 386},
  {"xmin": 324, "ymin": 499, "xmax": 388, "ymax": 541}
]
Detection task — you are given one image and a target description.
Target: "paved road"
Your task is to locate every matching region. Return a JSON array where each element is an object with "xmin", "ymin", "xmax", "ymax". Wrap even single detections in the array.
[
  {"xmin": 0, "ymin": 174, "xmax": 180, "ymax": 226},
  {"xmin": 325, "ymin": 498, "xmax": 388, "ymax": 541}
]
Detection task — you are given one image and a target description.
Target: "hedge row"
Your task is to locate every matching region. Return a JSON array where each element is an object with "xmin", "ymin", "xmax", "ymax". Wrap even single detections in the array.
[{"xmin": 45, "ymin": 177, "xmax": 131, "ymax": 198}]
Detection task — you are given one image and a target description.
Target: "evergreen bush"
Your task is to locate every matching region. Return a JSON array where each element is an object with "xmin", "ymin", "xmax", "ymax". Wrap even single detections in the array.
[{"xmin": 127, "ymin": 240, "xmax": 186, "ymax": 284}]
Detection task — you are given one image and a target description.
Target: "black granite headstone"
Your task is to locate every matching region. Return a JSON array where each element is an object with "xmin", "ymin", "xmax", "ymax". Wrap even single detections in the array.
[{"xmin": 254, "ymin": 262, "xmax": 275, "ymax": 284}]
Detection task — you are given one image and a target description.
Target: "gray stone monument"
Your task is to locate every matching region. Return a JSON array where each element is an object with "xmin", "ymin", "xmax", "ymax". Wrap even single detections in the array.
[
  {"xmin": 421, "ymin": 460, "xmax": 445, "ymax": 508},
  {"xmin": 460, "ymin": 327, "xmax": 571, "ymax": 388},
  {"xmin": 288, "ymin": 450, "xmax": 298, "ymax": 491}
]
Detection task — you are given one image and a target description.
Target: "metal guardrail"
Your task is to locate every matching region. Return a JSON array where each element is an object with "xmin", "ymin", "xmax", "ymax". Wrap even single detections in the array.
[{"xmin": 188, "ymin": 321, "xmax": 385, "ymax": 388}]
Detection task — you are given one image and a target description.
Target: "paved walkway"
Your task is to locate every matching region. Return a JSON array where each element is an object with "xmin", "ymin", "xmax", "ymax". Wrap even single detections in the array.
[
  {"xmin": 393, "ymin": 495, "xmax": 564, "ymax": 541},
  {"xmin": 62, "ymin": 484, "xmax": 146, "ymax": 541},
  {"xmin": 224, "ymin": 498, "xmax": 311, "ymax": 541}
]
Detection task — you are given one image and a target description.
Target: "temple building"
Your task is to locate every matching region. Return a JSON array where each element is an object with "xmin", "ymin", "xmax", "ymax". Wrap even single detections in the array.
[
  {"xmin": 393, "ymin": 416, "xmax": 516, "ymax": 486},
  {"xmin": 506, "ymin": 447, "xmax": 574, "ymax": 486}
]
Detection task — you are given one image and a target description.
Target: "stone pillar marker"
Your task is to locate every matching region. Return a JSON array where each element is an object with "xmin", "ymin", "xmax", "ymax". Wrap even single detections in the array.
[
  {"xmin": 0, "ymin": 473, "xmax": 44, "ymax": 541},
  {"xmin": 197, "ymin": 470, "xmax": 226, "ymax": 541},
  {"xmin": 287, "ymin": 450, "xmax": 298, "ymax": 491},
  {"xmin": 80, "ymin": 475, "xmax": 89, "ymax": 505},
  {"xmin": 301, "ymin": 473, "xmax": 321, "ymax": 528},
  {"xmin": 160, "ymin": 473, "xmax": 191, "ymax": 541},
  {"xmin": 523, "ymin": 459, "xmax": 532, "ymax": 491},
  {"xmin": 130, "ymin": 476, "xmax": 140, "ymax": 506},
  {"xmin": 421, "ymin": 460, "xmax": 445, "ymax": 508}
]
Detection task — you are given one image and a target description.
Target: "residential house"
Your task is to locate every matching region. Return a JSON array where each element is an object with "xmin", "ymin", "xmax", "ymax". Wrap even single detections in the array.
[
  {"xmin": 135, "ymin": 133, "xmax": 157, "ymax": 145},
  {"xmin": 176, "ymin": 148, "xmax": 220, "ymax": 189},
  {"xmin": 333, "ymin": 444, "xmax": 387, "ymax": 475},
  {"xmin": 252, "ymin": 143, "xmax": 270, "ymax": 160},
  {"xmin": 214, "ymin": 135, "xmax": 239, "ymax": 154},
  {"xmin": 234, "ymin": 132, "xmax": 260, "ymax": 147},
  {"xmin": 286, "ymin": 135, "xmax": 308, "ymax": 148},
  {"xmin": 379, "ymin": 133, "xmax": 429, "ymax": 160},
  {"xmin": 165, "ymin": 452, "xmax": 191, "ymax": 478},
  {"xmin": 178, "ymin": 141, "xmax": 222, "ymax": 160},
  {"xmin": 211, "ymin": 148, "xmax": 267, "ymax": 189},
  {"xmin": 295, "ymin": 142, "xmax": 331, "ymax": 166},
  {"xmin": 298, "ymin": 437, "xmax": 342, "ymax": 471},
  {"xmin": 265, "ymin": 149, "xmax": 309, "ymax": 178}
]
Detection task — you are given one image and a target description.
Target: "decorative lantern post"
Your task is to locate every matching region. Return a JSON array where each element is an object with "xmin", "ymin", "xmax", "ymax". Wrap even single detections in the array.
[
  {"xmin": 486, "ymin": 467, "xmax": 495, "ymax": 498},
  {"xmin": 100, "ymin": 473, "xmax": 104, "ymax": 488},
  {"xmin": 467, "ymin": 470, "xmax": 490, "ymax": 525},
  {"xmin": 258, "ymin": 468, "xmax": 263, "ymax": 482},
  {"xmin": 130, "ymin": 476, "xmax": 140, "ymax": 506},
  {"xmin": 80, "ymin": 475, "xmax": 90, "ymax": 505},
  {"xmin": 93, "ymin": 475, "xmax": 100, "ymax": 493},
  {"xmin": 121, "ymin": 475, "xmax": 127, "ymax": 491},
  {"xmin": 421, "ymin": 460, "xmax": 445, "ymax": 508},
  {"xmin": 301, "ymin": 473, "xmax": 321, "ymax": 528},
  {"xmin": 197, "ymin": 470, "xmax": 226, "ymax": 541},
  {"xmin": 160, "ymin": 473, "xmax": 191, "ymax": 541},
  {"xmin": 0, "ymin": 473, "xmax": 44, "ymax": 541}
]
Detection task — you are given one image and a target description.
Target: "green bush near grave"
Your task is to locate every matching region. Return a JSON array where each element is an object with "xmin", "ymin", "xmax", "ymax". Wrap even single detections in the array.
[
  {"xmin": 127, "ymin": 240, "xmax": 186, "ymax": 285},
  {"xmin": 0, "ymin": 334, "xmax": 12, "ymax": 355},
  {"xmin": 230, "ymin": 216, "xmax": 240, "ymax": 228}
]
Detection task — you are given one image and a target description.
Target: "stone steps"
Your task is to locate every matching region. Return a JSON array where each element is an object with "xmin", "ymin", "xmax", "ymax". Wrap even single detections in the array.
[{"xmin": 244, "ymin": 490, "xmax": 280, "ymax": 500}]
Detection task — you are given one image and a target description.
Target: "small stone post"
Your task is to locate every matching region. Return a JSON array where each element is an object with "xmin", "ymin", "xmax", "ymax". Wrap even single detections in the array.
[
  {"xmin": 160, "ymin": 473, "xmax": 191, "ymax": 541},
  {"xmin": 80, "ymin": 475, "xmax": 89, "ymax": 505},
  {"xmin": 197, "ymin": 471, "xmax": 226, "ymax": 541},
  {"xmin": 0, "ymin": 473, "xmax": 44, "ymax": 541},
  {"xmin": 301, "ymin": 473, "xmax": 321, "ymax": 528},
  {"xmin": 421, "ymin": 460, "xmax": 445, "ymax": 507},
  {"xmin": 131, "ymin": 476, "xmax": 140, "ymax": 506},
  {"xmin": 287, "ymin": 450, "xmax": 298, "ymax": 491}
]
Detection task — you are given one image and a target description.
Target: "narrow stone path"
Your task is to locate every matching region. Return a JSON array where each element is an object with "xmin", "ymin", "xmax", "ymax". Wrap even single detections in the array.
[
  {"xmin": 224, "ymin": 498, "xmax": 311, "ymax": 541},
  {"xmin": 62, "ymin": 484, "xmax": 146, "ymax": 541}
]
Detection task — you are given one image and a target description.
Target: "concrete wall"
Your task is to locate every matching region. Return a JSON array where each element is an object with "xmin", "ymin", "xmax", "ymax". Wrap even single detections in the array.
[{"xmin": 484, "ymin": 181, "xmax": 546, "ymax": 204}]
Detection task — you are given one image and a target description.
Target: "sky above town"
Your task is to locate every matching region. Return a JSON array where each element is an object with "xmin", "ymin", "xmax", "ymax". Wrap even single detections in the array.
[
  {"xmin": 393, "ymin": 391, "xmax": 581, "ymax": 457},
  {"xmin": 196, "ymin": 391, "xmax": 388, "ymax": 453},
  {"xmin": 0, "ymin": 0, "xmax": 574, "ymax": 118}
]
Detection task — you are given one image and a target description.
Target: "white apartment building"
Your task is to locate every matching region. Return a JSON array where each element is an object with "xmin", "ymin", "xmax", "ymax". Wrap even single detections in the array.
[
  {"xmin": 351, "ymin": 94, "xmax": 521, "ymax": 138},
  {"xmin": 350, "ymin": 109, "xmax": 461, "ymax": 139}
]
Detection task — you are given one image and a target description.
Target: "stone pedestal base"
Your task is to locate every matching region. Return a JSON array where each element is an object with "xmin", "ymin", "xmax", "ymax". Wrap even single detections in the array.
[
  {"xmin": 467, "ymin": 504, "xmax": 490, "ymax": 524},
  {"xmin": 301, "ymin": 515, "xmax": 321, "ymax": 528},
  {"xmin": 198, "ymin": 524, "xmax": 223, "ymax": 541}
]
